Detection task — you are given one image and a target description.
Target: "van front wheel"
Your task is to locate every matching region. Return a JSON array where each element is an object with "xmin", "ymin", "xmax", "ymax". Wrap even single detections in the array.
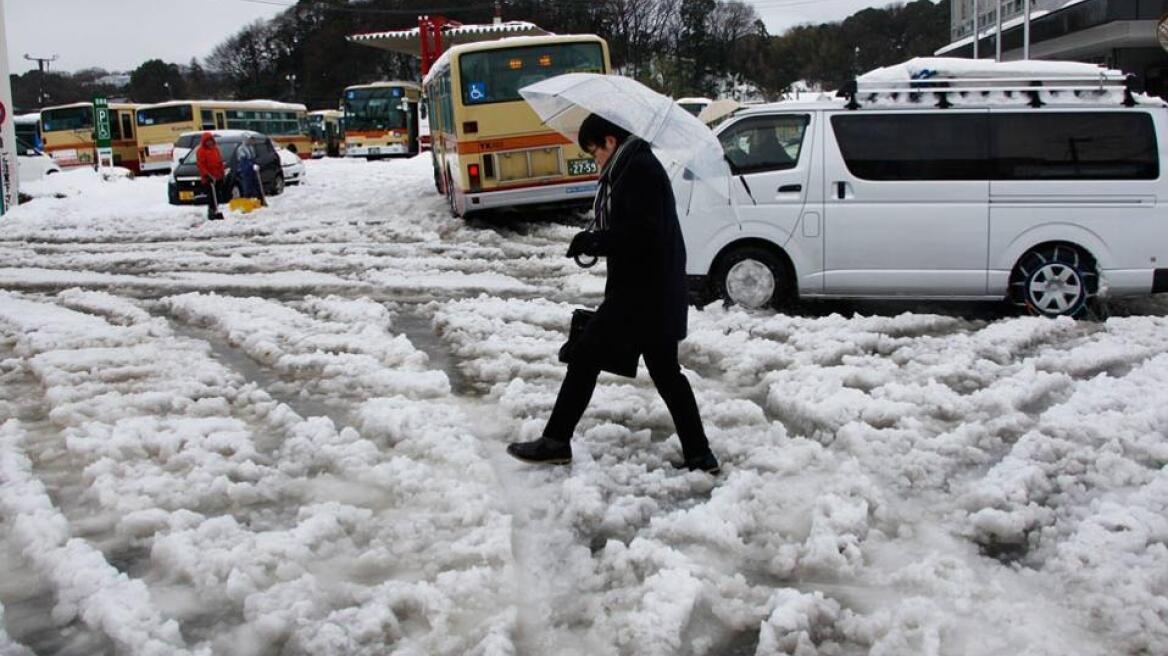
[
  {"xmin": 715, "ymin": 246, "xmax": 791, "ymax": 310},
  {"xmin": 1009, "ymin": 245, "xmax": 1098, "ymax": 318}
]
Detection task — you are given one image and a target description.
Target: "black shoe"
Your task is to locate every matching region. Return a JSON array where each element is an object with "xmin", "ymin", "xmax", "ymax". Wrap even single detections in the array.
[
  {"xmin": 506, "ymin": 436, "xmax": 572, "ymax": 465},
  {"xmin": 673, "ymin": 452, "xmax": 721, "ymax": 475}
]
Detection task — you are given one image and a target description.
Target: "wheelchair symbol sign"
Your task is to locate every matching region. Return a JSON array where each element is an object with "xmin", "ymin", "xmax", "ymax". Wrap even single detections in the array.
[{"xmin": 467, "ymin": 82, "xmax": 487, "ymax": 103}]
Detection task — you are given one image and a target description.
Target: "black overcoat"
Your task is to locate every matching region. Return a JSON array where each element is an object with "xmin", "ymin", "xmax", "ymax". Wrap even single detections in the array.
[{"xmin": 574, "ymin": 140, "xmax": 689, "ymax": 370}]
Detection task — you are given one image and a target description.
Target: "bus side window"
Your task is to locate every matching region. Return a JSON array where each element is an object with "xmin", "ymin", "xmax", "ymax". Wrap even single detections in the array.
[{"xmin": 216, "ymin": 113, "xmax": 226, "ymax": 130}]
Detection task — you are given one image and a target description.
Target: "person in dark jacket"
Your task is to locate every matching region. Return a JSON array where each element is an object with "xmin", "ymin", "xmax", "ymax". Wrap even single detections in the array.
[
  {"xmin": 506, "ymin": 114, "xmax": 719, "ymax": 475},
  {"xmin": 195, "ymin": 132, "xmax": 226, "ymax": 220},
  {"xmin": 235, "ymin": 136, "xmax": 259, "ymax": 200}
]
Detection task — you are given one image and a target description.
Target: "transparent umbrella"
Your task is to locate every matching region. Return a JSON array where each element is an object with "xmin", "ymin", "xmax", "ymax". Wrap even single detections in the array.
[{"xmin": 519, "ymin": 73, "xmax": 731, "ymax": 198}]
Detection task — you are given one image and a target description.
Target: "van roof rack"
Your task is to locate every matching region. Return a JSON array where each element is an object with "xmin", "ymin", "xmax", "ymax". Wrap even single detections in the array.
[{"xmin": 841, "ymin": 71, "xmax": 1138, "ymax": 111}]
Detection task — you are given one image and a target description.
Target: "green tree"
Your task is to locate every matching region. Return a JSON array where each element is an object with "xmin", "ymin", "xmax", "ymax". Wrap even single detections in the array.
[{"xmin": 129, "ymin": 59, "xmax": 186, "ymax": 103}]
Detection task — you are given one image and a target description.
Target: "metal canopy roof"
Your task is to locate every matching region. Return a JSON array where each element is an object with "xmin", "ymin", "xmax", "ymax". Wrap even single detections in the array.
[{"xmin": 347, "ymin": 21, "xmax": 549, "ymax": 57}]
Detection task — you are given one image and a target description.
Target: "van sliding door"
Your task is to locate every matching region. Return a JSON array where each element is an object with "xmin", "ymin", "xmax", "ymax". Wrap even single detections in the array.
[{"xmin": 823, "ymin": 111, "xmax": 990, "ymax": 296}]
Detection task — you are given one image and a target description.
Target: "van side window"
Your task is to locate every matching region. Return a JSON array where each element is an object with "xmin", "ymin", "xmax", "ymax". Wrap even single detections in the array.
[
  {"xmin": 831, "ymin": 114, "xmax": 989, "ymax": 180},
  {"xmin": 719, "ymin": 115, "xmax": 809, "ymax": 175},
  {"xmin": 992, "ymin": 112, "xmax": 1158, "ymax": 180}
]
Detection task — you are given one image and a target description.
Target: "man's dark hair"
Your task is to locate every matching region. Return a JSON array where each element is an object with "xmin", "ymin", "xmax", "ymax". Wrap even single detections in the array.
[{"xmin": 578, "ymin": 114, "xmax": 631, "ymax": 151}]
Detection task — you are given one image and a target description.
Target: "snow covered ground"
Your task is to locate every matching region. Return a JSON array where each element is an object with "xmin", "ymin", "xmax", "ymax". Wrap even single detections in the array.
[{"xmin": 1, "ymin": 158, "xmax": 1167, "ymax": 655}]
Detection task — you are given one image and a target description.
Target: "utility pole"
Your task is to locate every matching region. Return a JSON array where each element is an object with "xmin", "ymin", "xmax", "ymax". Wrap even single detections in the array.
[
  {"xmin": 23, "ymin": 53, "xmax": 58, "ymax": 107},
  {"xmin": 995, "ymin": 0, "xmax": 1003, "ymax": 62},
  {"xmin": 1023, "ymin": 0, "xmax": 1032, "ymax": 59},
  {"xmin": 973, "ymin": 0, "xmax": 979, "ymax": 60},
  {"xmin": 285, "ymin": 74, "xmax": 297, "ymax": 101}
]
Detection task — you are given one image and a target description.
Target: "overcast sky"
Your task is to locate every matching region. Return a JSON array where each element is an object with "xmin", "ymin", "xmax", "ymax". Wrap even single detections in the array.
[{"xmin": 3, "ymin": 0, "xmax": 922, "ymax": 74}]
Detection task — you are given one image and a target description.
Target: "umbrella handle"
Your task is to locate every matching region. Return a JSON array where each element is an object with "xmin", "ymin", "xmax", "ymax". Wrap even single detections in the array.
[{"xmin": 574, "ymin": 254, "xmax": 599, "ymax": 269}]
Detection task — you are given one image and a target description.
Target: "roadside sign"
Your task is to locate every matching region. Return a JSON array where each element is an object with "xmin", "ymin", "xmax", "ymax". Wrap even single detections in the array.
[
  {"xmin": 0, "ymin": 0, "xmax": 18, "ymax": 216},
  {"xmin": 93, "ymin": 96, "xmax": 114, "ymax": 169}
]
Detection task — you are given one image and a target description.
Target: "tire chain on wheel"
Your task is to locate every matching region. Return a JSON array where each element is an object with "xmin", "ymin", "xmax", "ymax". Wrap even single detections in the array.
[{"xmin": 1009, "ymin": 245, "xmax": 1098, "ymax": 318}]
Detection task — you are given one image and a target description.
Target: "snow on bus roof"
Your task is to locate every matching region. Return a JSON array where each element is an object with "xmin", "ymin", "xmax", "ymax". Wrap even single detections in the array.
[
  {"xmin": 343, "ymin": 81, "xmax": 422, "ymax": 91},
  {"xmin": 40, "ymin": 101, "xmax": 138, "ymax": 112},
  {"xmin": 135, "ymin": 100, "xmax": 308, "ymax": 112},
  {"xmin": 14, "ymin": 113, "xmax": 40, "ymax": 124},
  {"xmin": 422, "ymin": 33, "xmax": 606, "ymax": 85},
  {"xmin": 859, "ymin": 57, "xmax": 1120, "ymax": 84}
]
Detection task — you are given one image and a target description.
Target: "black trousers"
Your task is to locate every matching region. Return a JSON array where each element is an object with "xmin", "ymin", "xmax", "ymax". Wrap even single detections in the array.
[{"xmin": 543, "ymin": 339, "xmax": 711, "ymax": 460}]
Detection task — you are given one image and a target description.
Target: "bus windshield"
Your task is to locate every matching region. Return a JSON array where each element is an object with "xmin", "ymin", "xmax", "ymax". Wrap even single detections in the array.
[
  {"xmin": 345, "ymin": 88, "xmax": 408, "ymax": 131},
  {"xmin": 308, "ymin": 115, "xmax": 326, "ymax": 141},
  {"xmin": 138, "ymin": 104, "xmax": 194, "ymax": 126},
  {"xmin": 41, "ymin": 107, "xmax": 93, "ymax": 132},
  {"xmin": 459, "ymin": 42, "xmax": 604, "ymax": 106}
]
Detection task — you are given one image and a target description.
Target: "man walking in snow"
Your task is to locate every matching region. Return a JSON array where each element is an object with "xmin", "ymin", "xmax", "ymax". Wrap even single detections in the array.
[
  {"xmin": 506, "ymin": 114, "xmax": 719, "ymax": 475},
  {"xmin": 195, "ymin": 132, "xmax": 226, "ymax": 220}
]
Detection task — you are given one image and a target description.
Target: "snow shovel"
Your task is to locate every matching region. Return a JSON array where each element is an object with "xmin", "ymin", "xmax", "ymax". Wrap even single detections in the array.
[
  {"xmin": 207, "ymin": 178, "xmax": 225, "ymax": 220},
  {"xmin": 254, "ymin": 163, "xmax": 268, "ymax": 208}
]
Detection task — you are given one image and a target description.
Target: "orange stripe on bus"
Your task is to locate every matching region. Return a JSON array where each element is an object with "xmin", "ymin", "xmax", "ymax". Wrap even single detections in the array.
[
  {"xmin": 455, "ymin": 133, "xmax": 573, "ymax": 155},
  {"xmin": 346, "ymin": 130, "xmax": 407, "ymax": 138}
]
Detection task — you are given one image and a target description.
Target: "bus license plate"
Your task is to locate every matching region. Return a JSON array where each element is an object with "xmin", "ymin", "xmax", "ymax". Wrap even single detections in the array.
[
  {"xmin": 568, "ymin": 159, "xmax": 597, "ymax": 176},
  {"xmin": 179, "ymin": 191, "xmax": 195, "ymax": 201},
  {"xmin": 369, "ymin": 147, "xmax": 381, "ymax": 155}
]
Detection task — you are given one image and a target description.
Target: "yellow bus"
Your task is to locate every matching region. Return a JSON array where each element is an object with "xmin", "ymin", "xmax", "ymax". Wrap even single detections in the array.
[
  {"xmin": 423, "ymin": 34, "xmax": 611, "ymax": 216},
  {"xmin": 135, "ymin": 100, "xmax": 310, "ymax": 173},
  {"xmin": 342, "ymin": 82, "xmax": 421, "ymax": 158},
  {"xmin": 40, "ymin": 102, "xmax": 141, "ymax": 173},
  {"xmin": 308, "ymin": 109, "xmax": 345, "ymax": 158}
]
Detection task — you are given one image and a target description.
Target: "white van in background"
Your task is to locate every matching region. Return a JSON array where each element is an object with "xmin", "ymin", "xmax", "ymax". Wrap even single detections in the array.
[{"xmin": 684, "ymin": 58, "xmax": 1168, "ymax": 318}]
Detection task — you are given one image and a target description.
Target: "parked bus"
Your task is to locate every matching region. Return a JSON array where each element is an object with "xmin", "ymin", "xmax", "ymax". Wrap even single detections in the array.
[
  {"xmin": 342, "ymin": 82, "xmax": 422, "ymax": 158},
  {"xmin": 308, "ymin": 109, "xmax": 345, "ymax": 158},
  {"xmin": 14, "ymin": 113, "xmax": 42, "ymax": 151},
  {"xmin": 424, "ymin": 34, "xmax": 611, "ymax": 216},
  {"xmin": 40, "ymin": 102, "xmax": 141, "ymax": 173},
  {"xmin": 135, "ymin": 100, "xmax": 309, "ymax": 173}
]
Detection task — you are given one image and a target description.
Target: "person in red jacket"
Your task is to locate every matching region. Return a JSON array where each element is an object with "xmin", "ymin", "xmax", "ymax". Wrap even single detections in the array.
[{"xmin": 195, "ymin": 132, "xmax": 226, "ymax": 220}]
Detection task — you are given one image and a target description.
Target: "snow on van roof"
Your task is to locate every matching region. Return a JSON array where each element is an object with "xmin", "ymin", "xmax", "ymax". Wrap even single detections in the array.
[
  {"xmin": 422, "ymin": 34, "xmax": 605, "ymax": 85},
  {"xmin": 135, "ymin": 100, "xmax": 307, "ymax": 112},
  {"xmin": 859, "ymin": 57, "xmax": 1121, "ymax": 84}
]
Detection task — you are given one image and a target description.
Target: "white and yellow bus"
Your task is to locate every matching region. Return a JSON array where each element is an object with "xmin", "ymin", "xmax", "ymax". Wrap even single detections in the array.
[
  {"xmin": 40, "ymin": 102, "xmax": 141, "ymax": 173},
  {"xmin": 308, "ymin": 109, "xmax": 345, "ymax": 158},
  {"xmin": 423, "ymin": 34, "xmax": 611, "ymax": 216},
  {"xmin": 342, "ymin": 82, "xmax": 422, "ymax": 158},
  {"xmin": 135, "ymin": 100, "xmax": 310, "ymax": 173}
]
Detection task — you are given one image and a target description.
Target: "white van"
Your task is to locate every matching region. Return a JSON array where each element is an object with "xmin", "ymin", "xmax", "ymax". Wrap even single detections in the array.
[{"xmin": 683, "ymin": 59, "xmax": 1168, "ymax": 317}]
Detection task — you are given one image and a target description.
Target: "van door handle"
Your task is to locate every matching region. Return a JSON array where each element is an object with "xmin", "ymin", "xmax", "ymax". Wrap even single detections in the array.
[
  {"xmin": 836, "ymin": 181, "xmax": 846, "ymax": 199},
  {"xmin": 778, "ymin": 184, "xmax": 802, "ymax": 193}
]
